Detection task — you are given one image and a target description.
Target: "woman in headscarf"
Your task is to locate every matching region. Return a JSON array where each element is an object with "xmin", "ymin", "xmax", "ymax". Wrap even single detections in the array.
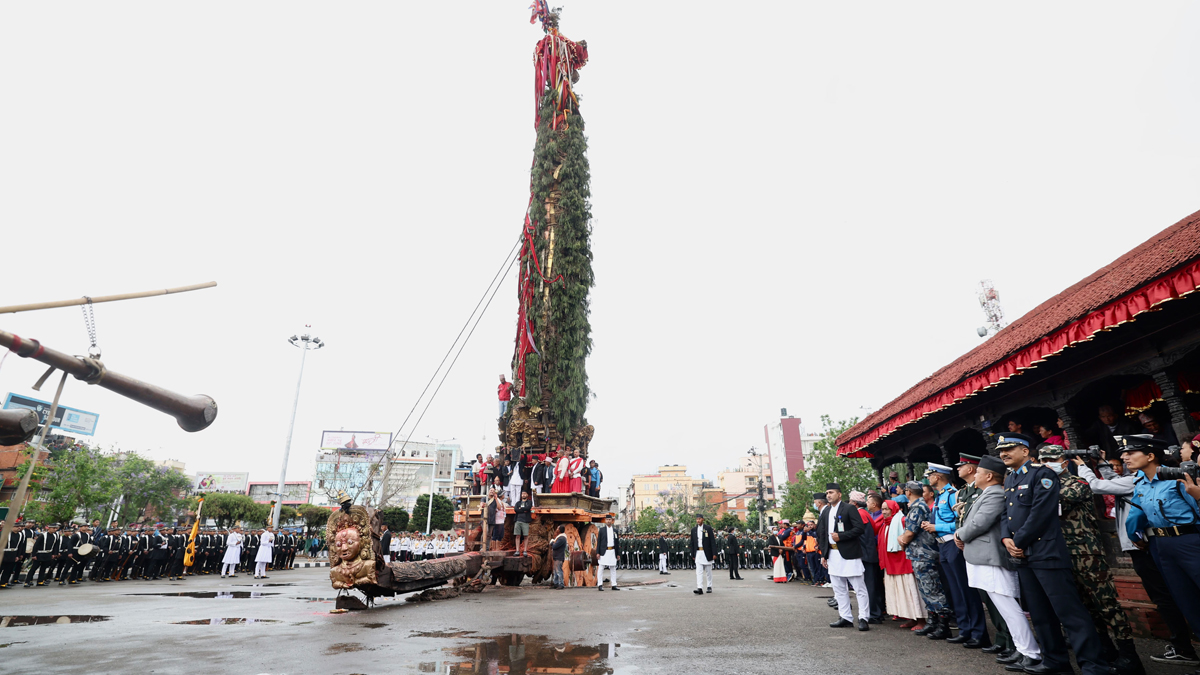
[{"xmin": 875, "ymin": 498, "xmax": 927, "ymax": 631}]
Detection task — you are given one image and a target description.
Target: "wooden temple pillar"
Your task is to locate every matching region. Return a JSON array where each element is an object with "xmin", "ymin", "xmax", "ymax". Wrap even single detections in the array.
[{"xmin": 1154, "ymin": 370, "xmax": 1198, "ymax": 445}]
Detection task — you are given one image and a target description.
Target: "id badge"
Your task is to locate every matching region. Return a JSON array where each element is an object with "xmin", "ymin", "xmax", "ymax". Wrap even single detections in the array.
[{"xmin": 836, "ymin": 521, "xmax": 844, "ymax": 533}]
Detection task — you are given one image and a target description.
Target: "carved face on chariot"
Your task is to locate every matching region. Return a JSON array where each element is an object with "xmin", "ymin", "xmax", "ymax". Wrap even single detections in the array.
[{"xmin": 333, "ymin": 525, "xmax": 363, "ymax": 561}]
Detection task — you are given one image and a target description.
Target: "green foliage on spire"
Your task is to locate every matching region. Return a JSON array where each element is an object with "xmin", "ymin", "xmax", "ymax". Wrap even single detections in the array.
[{"xmin": 528, "ymin": 93, "xmax": 594, "ymax": 436}]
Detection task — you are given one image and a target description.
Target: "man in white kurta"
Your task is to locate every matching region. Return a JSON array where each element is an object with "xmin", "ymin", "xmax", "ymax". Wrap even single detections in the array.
[
  {"xmin": 597, "ymin": 516, "xmax": 620, "ymax": 590},
  {"xmin": 820, "ymin": 485, "xmax": 870, "ymax": 626},
  {"xmin": 221, "ymin": 528, "xmax": 244, "ymax": 578},
  {"xmin": 692, "ymin": 516, "xmax": 714, "ymax": 593},
  {"xmin": 254, "ymin": 527, "xmax": 275, "ymax": 579}
]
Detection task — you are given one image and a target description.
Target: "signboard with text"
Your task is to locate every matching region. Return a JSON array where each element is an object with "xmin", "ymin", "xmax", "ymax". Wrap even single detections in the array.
[
  {"xmin": 320, "ymin": 430, "xmax": 392, "ymax": 452},
  {"xmin": 247, "ymin": 481, "xmax": 311, "ymax": 505},
  {"xmin": 3, "ymin": 392, "xmax": 100, "ymax": 436},
  {"xmin": 193, "ymin": 472, "xmax": 250, "ymax": 493}
]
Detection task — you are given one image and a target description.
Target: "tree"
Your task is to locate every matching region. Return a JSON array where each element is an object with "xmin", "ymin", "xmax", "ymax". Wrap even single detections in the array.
[
  {"xmin": 632, "ymin": 506, "xmax": 663, "ymax": 533},
  {"xmin": 378, "ymin": 506, "xmax": 410, "ymax": 533},
  {"xmin": 115, "ymin": 453, "xmax": 191, "ymax": 524},
  {"xmin": 297, "ymin": 504, "xmax": 330, "ymax": 535},
  {"xmin": 279, "ymin": 505, "xmax": 298, "ymax": 524},
  {"xmin": 712, "ymin": 512, "xmax": 743, "ymax": 533},
  {"xmin": 198, "ymin": 492, "xmax": 259, "ymax": 528},
  {"xmin": 745, "ymin": 508, "xmax": 760, "ymax": 531},
  {"xmin": 786, "ymin": 415, "xmax": 878, "ymax": 516},
  {"xmin": 410, "ymin": 494, "xmax": 453, "ymax": 532},
  {"xmin": 656, "ymin": 487, "xmax": 719, "ymax": 533},
  {"xmin": 243, "ymin": 502, "xmax": 273, "ymax": 528},
  {"xmin": 20, "ymin": 443, "xmax": 120, "ymax": 524}
]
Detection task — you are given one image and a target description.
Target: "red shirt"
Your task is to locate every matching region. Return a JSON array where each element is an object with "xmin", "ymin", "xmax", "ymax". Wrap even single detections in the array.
[{"xmin": 498, "ymin": 381, "xmax": 514, "ymax": 401}]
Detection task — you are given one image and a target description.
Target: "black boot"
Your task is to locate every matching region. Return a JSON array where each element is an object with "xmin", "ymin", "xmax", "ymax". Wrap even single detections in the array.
[
  {"xmin": 1099, "ymin": 633, "xmax": 1119, "ymax": 664},
  {"xmin": 927, "ymin": 611, "xmax": 952, "ymax": 640},
  {"xmin": 1114, "ymin": 638, "xmax": 1147, "ymax": 675},
  {"xmin": 913, "ymin": 614, "xmax": 938, "ymax": 636}
]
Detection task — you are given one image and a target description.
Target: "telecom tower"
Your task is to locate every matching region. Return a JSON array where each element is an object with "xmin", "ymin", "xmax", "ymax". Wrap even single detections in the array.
[{"xmin": 976, "ymin": 279, "xmax": 1007, "ymax": 338}]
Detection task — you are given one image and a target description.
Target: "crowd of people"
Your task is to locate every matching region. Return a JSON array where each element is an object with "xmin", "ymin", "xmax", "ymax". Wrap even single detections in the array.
[
  {"xmin": 762, "ymin": 431, "xmax": 1200, "ymax": 675},
  {"xmin": 379, "ymin": 525, "xmax": 466, "ymax": 562},
  {"xmin": 1, "ymin": 521, "xmax": 312, "ymax": 588},
  {"xmin": 469, "ymin": 447, "xmax": 603, "ymax": 499}
]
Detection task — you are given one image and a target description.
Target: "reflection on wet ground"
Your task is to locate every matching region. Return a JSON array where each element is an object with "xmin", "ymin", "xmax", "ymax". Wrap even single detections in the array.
[
  {"xmin": 230, "ymin": 583, "xmax": 295, "ymax": 587},
  {"xmin": 437, "ymin": 634, "xmax": 627, "ymax": 674},
  {"xmin": 1, "ymin": 641, "xmax": 28, "ymax": 648},
  {"xmin": 1, "ymin": 616, "xmax": 111, "ymax": 627},
  {"xmin": 293, "ymin": 597, "xmax": 335, "ymax": 602},
  {"xmin": 325, "ymin": 642, "xmax": 371, "ymax": 654},
  {"xmin": 359, "ymin": 623, "xmax": 388, "ymax": 629},
  {"xmin": 124, "ymin": 592, "xmax": 278, "ymax": 599},
  {"xmin": 409, "ymin": 629, "xmax": 476, "ymax": 638},
  {"xmin": 172, "ymin": 618, "xmax": 282, "ymax": 625}
]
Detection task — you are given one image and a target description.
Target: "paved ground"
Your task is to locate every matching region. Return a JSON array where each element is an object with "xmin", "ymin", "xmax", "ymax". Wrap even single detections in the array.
[{"xmin": 0, "ymin": 566, "xmax": 1188, "ymax": 674}]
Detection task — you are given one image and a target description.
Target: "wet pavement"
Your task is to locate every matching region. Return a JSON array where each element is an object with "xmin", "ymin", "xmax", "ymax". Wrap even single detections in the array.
[{"xmin": 0, "ymin": 567, "xmax": 1186, "ymax": 674}]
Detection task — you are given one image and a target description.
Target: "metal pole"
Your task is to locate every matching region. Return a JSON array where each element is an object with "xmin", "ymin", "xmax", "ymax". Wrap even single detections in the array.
[
  {"xmin": 425, "ymin": 453, "xmax": 436, "ymax": 534},
  {"xmin": 273, "ymin": 338, "xmax": 309, "ymax": 529},
  {"xmin": 758, "ymin": 451, "xmax": 766, "ymax": 534}
]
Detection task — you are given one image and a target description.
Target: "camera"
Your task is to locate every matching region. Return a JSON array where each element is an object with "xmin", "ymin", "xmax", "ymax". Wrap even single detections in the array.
[
  {"xmin": 1062, "ymin": 445, "xmax": 1103, "ymax": 461},
  {"xmin": 1158, "ymin": 461, "xmax": 1199, "ymax": 482}
]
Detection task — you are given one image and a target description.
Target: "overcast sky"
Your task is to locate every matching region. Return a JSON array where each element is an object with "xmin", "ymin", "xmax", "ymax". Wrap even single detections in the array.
[{"xmin": 2, "ymin": 2, "xmax": 1198, "ymax": 501}]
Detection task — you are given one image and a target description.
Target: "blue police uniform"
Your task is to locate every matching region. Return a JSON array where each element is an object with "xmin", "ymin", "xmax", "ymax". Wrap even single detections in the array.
[
  {"xmin": 1002, "ymin": 444, "xmax": 1108, "ymax": 675},
  {"xmin": 930, "ymin": 473, "xmax": 988, "ymax": 643},
  {"xmin": 1125, "ymin": 468, "xmax": 1200, "ymax": 642}
]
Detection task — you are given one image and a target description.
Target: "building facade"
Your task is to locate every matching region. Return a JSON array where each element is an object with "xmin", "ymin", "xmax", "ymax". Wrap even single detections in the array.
[{"xmin": 627, "ymin": 465, "xmax": 712, "ymax": 514}]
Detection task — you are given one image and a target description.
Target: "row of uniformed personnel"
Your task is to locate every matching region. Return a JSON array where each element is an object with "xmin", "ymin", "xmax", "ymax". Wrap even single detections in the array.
[
  {"xmin": 0, "ymin": 521, "xmax": 303, "ymax": 588},
  {"xmin": 614, "ymin": 532, "xmax": 772, "ymax": 570}
]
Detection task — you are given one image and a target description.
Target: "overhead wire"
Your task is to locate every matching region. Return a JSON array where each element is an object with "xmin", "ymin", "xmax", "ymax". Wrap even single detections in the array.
[{"xmin": 349, "ymin": 233, "xmax": 523, "ymax": 503}]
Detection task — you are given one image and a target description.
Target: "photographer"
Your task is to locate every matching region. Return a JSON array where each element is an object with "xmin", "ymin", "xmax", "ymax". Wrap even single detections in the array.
[
  {"xmin": 1122, "ymin": 435, "xmax": 1200, "ymax": 657},
  {"xmin": 1039, "ymin": 445, "xmax": 1144, "ymax": 674},
  {"xmin": 1074, "ymin": 439, "xmax": 1199, "ymax": 666}
]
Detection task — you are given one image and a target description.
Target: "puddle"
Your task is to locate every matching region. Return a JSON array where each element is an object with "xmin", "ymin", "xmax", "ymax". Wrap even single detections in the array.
[
  {"xmin": 231, "ymin": 583, "xmax": 295, "ymax": 587},
  {"xmin": 1, "ymin": 615, "xmax": 111, "ymax": 627},
  {"xmin": 1, "ymin": 641, "xmax": 28, "ymax": 647},
  {"xmin": 438, "ymin": 634, "xmax": 629, "ymax": 674},
  {"xmin": 294, "ymin": 597, "xmax": 336, "ymax": 602},
  {"xmin": 360, "ymin": 623, "xmax": 388, "ymax": 629},
  {"xmin": 172, "ymin": 618, "xmax": 282, "ymax": 625},
  {"xmin": 410, "ymin": 629, "xmax": 476, "ymax": 638},
  {"xmin": 125, "ymin": 592, "xmax": 278, "ymax": 599}
]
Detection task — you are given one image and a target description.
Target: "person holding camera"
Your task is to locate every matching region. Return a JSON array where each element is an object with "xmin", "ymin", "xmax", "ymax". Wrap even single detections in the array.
[
  {"xmin": 998, "ymin": 433, "xmax": 1110, "ymax": 675},
  {"xmin": 1122, "ymin": 434, "xmax": 1200, "ymax": 662},
  {"xmin": 1038, "ymin": 444, "xmax": 1145, "ymax": 675},
  {"xmin": 1075, "ymin": 440, "xmax": 1200, "ymax": 666}
]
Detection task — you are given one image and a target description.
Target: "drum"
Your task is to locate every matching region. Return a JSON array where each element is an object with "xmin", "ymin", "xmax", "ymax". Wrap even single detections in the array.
[{"xmin": 77, "ymin": 543, "xmax": 97, "ymax": 557}]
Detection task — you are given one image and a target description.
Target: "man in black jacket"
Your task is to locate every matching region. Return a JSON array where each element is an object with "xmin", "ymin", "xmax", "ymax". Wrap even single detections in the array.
[
  {"xmin": 0, "ymin": 521, "xmax": 29, "ymax": 588},
  {"xmin": 725, "ymin": 531, "xmax": 743, "ymax": 580},
  {"xmin": 595, "ymin": 515, "xmax": 621, "ymax": 591},
  {"xmin": 689, "ymin": 515, "xmax": 717, "ymax": 595},
  {"xmin": 26, "ymin": 523, "xmax": 61, "ymax": 587},
  {"xmin": 550, "ymin": 525, "xmax": 567, "ymax": 589},
  {"xmin": 816, "ymin": 482, "xmax": 870, "ymax": 631}
]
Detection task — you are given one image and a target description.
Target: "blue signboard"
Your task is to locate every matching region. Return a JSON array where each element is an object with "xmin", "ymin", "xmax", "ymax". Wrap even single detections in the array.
[{"xmin": 3, "ymin": 393, "xmax": 100, "ymax": 436}]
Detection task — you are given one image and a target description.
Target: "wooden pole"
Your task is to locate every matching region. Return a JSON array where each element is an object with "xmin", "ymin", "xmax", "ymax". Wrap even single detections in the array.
[{"xmin": 0, "ymin": 281, "xmax": 217, "ymax": 315}]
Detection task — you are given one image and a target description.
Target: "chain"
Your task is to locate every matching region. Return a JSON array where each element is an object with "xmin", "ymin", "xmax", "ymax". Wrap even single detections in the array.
[{"xmin": 81, "ymin": 296, "xmax": 101, "ymax": 358}]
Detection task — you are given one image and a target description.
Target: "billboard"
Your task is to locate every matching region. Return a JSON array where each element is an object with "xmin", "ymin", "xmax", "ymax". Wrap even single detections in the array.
[
  {"xmin": 193, "ymin": 472, "xmax": 250, "ymax": 493},
  {"xmin": 247, "ymin": 481, "xmax": 311, "ymax": 505},
  {"xmin": 320, "ymin": 431, "xmax": 392, "ymax": 452},
  {"xmin": 4, "ymin": 393, "xmax": 100, "ymax": 436}
]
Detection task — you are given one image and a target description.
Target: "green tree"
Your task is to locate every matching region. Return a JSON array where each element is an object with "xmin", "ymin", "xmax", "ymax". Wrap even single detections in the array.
[
  {"xmin": 297, "ymin": 504, "xmax": 330, "ymax": 535},
  {"xmin": 786, "ymin": 415, "xmax": 878, "ymax": 514},
  {"xmin": 656, "ymin": 488, "xmax": 718, "ymax": 533},
  {"xmin": 244, "ymin": 502, "xmax": 273, "ymax": 527},
  {"xmin": 115, "ymin": 453, "xmax": 191, "ymax": 524},
  {"xmin": 410, "ymin": 494, "xmax": 454, "ymax": 532},
  {"xmin": 278, "ymin": 505, "xmax": 298, "ymax": 524},
  {"xmin": 198, "ymin": 492, "xmax": 259, "ymax": 528},
  {"xmin": 379, "ymin": 506, "xmax": 410, "ymax": 533},
  {"xmin": 20, "ymin": 443, "xmax": 120, "ymax": 524},
  {"xmin": 632, "ymin": 506, "xmax": 663, "ymax": 533},
  {"xmin": 712, "ymin": 512, "xmax": 743, "ymax": 533}
]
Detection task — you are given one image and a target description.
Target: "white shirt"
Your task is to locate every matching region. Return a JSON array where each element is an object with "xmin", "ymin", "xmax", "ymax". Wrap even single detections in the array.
[
  {"xmin": 694, "ymin": 525, "xmax": 709, "ymax": 565},
  {"xmin": 400, "ymin": 537, "xmax": 411, "ymax": 551},
  {"xmin": 599, "ymin": 526, "xmax": 618, "ymax": 566}
]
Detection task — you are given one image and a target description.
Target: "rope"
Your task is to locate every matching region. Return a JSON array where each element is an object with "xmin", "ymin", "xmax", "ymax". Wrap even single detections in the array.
[{"xmin": 349, "ymin": 234, "xmax": 523, "ymax": 504}]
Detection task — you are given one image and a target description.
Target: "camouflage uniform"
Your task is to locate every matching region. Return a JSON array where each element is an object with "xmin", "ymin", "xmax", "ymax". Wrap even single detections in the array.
[
  {"xmin": 904, "ymin": 499, "xmax": 948, "ymax": 612},
  {"xmin": 1058, "ymin": 472, "xmax": 1133, "ymax": 641}
]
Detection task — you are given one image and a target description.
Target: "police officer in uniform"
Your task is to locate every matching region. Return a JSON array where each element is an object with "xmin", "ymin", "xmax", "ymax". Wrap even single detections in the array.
[
  {"xmin": 924, "ymin": 462, "xmax": 990, "ymax": 647},
  {"xmin": 0, "ymin": 521, "xmax": 29, "ymax": 588},
  {"xmin": 998, "ymin": 432, "xmax": 1109, "ymax": 675},
  {"xmin": 1122, "ymin": 434, "xmax": 1200, "ymax": 656}
]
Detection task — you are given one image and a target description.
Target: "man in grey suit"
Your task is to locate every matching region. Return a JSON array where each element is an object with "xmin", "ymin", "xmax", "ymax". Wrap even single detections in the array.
[{"xmin": 956, "ymin": 455, "xmax": 1043, "ymax": 672}]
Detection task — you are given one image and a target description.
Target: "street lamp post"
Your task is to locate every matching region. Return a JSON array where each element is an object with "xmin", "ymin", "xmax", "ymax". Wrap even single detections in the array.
[
  {"xmin": 423, "ymin": 436, "xmax": 455, "ymax": 534},
  {"xmin": 273, "ymin": 331, "xmax": 324, "ymax": 529},
  {"xmin": 748, "ymin": 447, "xmax": 766, "ymax": 534}
]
